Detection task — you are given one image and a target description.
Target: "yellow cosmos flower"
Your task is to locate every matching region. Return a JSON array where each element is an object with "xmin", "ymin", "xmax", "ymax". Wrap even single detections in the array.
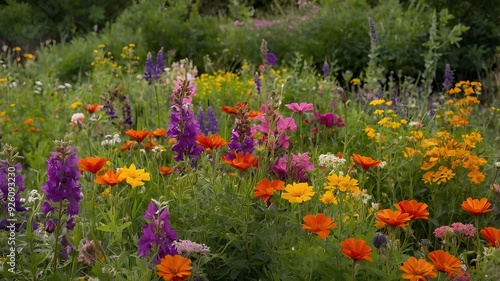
[
  {"xmin": 281, "ymin": 182, "xmax": 315, "ymax": 203},
  {"xmin": 117, "ymin": 163, "xmax": 151, "ymax": 188},
  {"xmin": 71, "ymin": 101, "xmax": 83, "ymax": 109},
  {"xmin": 369, "ymin": 99, "xmax": 385, "ymax": 106},
  {"xmin": 0, "ymin": 77, "xmax": 8, "ymax": 83},
  {"xmin": 350, "ymin": 78, "xmax": 361, "ymax": 85},
  {"xmin": 320, "ymin": 190, "xmax": 338, "ymax": 204}
]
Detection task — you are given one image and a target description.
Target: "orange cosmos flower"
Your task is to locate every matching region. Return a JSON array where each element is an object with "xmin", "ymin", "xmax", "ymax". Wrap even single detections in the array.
[
  {"xmin": 151, "ymin": 128, "xmax": 167, "ymax": 137},
  {"xmin": 159, "ymin": 166, "xmax": 175, "ymax": 175},
  {"xmin": 395, "ymin": 200, "xmax": 429, "ymax": 220},
  {"xmin": 124, "ymin": 129, "xmax": 150, "ymax": 143},
  {"xmin": 253, "ymin": 178, "xmax": 285, "ymax": 203},
  {"xmin": 196, "ymin": 134, "xmax": 229, "ymax": 152},
  {"xmin": 85, "ymin": 104, "xmax": 103, "ymax": 114},
  {"xmin": 78, "ymin": 157, "xmax": 108, "ymax": 173},
  {"xmin": 156, "ymin": 254, "xmax": 192, "ymax": 281},
  {"xmin": 352, "ymin": 153, "xmax": 381, "ymax": 171},
  {"xmin": 222, "ymin": 152, "xmax": 258, "ymax": 171},
  {"xmin": 121, "ymin": 140, "xmax": 135, "ymax": 151},
  {"xmin": 461, "ymin": 197, "xmax": 492, "ymax": 216},
  {"xmin": 302, "ymin": 213, "xmax": 337, "ymax": 239},
  {"xmin": 94, "ymin": 169, "xmax": 123, "ymax": 186},
  {"xmin": 340, "ymin": 238, "xmax": 373, "ymax": 262},
  {"xmin": 144, "ymin": 140, "xmax": 157, "ymax": 150},
  {"xmin": 221, "ymin": 106, "xmax": 238, "ymax": 114},
  {"xmin": 375, "ymin": 209, "xmax": 412, "ymax": 228},
  {"xmin": 428, "ymin": 250, "xmax": 463, "ymax": 278},
  {"xmin": 480, "ymin": 227, "xmax": 500, "ymax": 248},
  {"xmin": 400, "ymin": 256, "xmax": 438, "ymax": 281}
]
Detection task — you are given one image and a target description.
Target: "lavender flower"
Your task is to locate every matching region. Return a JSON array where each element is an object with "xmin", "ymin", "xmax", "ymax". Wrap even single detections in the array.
[
  {"xmin": 173, "ymin": 240, "xmax": 210, "ymax": 257},
  {"xmin": 368, "ymin": 17, "xmax": 378, "ymax": 45},
  {"xmin": 322, "ymin": 60, "xmax": 330, "ymax": 79},
  {"xmin": 103, "ymin": 98, "xmax": 118, "ymax": 119},
  {"xmin": 143, "ymin": 48, "xmax": 165, "ymax": 84},
  {"xmin": 0, "ymin": 161, "xmax": 26, "ymax": 214},
  {"xmin": 226, "ymin": 103, "xmax": 256, "ymax": 160},
  {"xmin": 197, "ymin": 107, "xmax": 207, "ymax": 135},
  {"xmin": 138, "ymin": 202, "xmax": 178, "ymax": 264},
  {"xmin": 206, "ymin": 105, "xmax": 219, "ymax": 134},
  {"xmin": 266, "ymin": 52, "xmax": 278, "ymax": 67},
  {"xmin": 41, "ymin": 140, "xmax": 82, "ymax": 224},
  {"xmin": 254, "ymin": 72, "xmax": 261, "ymax": 94},
  {"xmin": 120, "ymin": 95, "xmax": 133, "ymax": 128},
  {"xmin": 166, "ymin": 80, "xmax": 203, "ymax": 165},
  {"xmin": 443, "ymin": 63, "xmax": 454, "ymax": 91}
]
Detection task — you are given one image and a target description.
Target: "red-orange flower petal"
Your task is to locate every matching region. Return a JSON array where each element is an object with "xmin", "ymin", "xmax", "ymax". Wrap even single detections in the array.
[
  {"xmin": 480, "ymin": 227, "xmax": 500, "ymax": 248},
  {"xmin": 222, "ymin": 152, "xmax": 258, "ymax": 171},
  {"xmin": 428, "ymin": 250, "xmax": 463, "ymax": 278},
  {"xmin": 156, "ymin": 254, "xmax": 192, "ymax": 281},
  {"xmin": 85, "ymin": 104, "xmax": 103, "ymax": 114},
  {"xmin": 221, "ymin": 106, "xmax": 238, "ymax": 114},
  {"xmin": 352, "ymin": 153, "xmax": 381, "ymax": 171},
  {"xmin": 395, "ymin": 200, "xmax": 429, "ymax": 220},
  {"xmin": 120, "ymin": 140, "xmax": 136, "ymax": 151},
  {"xmin": 461, "ymin": 197, "xmax": 492, "ymax": 216},
  {"xmin": 196, "ymin": 134, "xmax": 229, "ymax": 151},
  {"xmin": 159, "ymin": 166, "xmax": 175, "ymax": 175},
  {"xmin": 124, "ymin": 129, "xmax": 150, "ymax": 143},
  {"xmin": 94, "ymin": 169, "xmax": 123, "ymax": 186},
  {"xmin": 340, "ymin": 238, "xmax": 373, "ymax": 262},
  {"xmin": 253, "ymin": 178, "xmax": 285, "ymax": 202},
  {"xmin": 78, "ymin": 157, "xmax": 108, "ymax": 173},
  {"xmin": 302, "ymin": 213, "xmax": 337, "ymax": 239},
  {"xmin": 375, "ymin": 209, "xmax": 412, "ymax": 228},
  {"xmin": 151, "ymin": 128, "xmax": 167, "ymax": 137}
]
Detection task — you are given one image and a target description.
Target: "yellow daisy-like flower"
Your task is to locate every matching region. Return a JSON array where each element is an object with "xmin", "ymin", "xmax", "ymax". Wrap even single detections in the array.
[
  {"xmin": 281, "ymin": 182, "xmax": 315, "ymax": 203},
  {"xmin": 71, "ymin": 101, "xmax": 83, "ymax": 109},
  {"xmin": 350, "ymin": 78, "xmax": 361, "ymax": 85},
  {"xmin": 320, "ymin": 190, "xmax": 338, "ymax": 204},
  {"xmin": 117, "ymin": 163, "xmax": 151, "ymax": 188},
  {"xmin": 369, "ymin": 99, "xmax": 385, "ymax": 106}
]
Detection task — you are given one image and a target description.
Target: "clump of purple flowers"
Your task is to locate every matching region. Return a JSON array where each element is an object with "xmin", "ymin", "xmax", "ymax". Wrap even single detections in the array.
[
  {"xmin": 166, "ymin": 79, "xmax": 203, "ymax": 165},
  {"xmin": 271, "ymin": 153, "xmax": 314, "ymax": 182},
  {"xmin": 307, "ymin": 111, "xmax": 345, "ymax": 134},
  {"xmin": 443, "ymin": 63, "xmax": 454, "ymax": 91},
  {"xmin": 197, "ymin": 105, "xmax": 220, "ymax": 136},
  {"xmin": 41, "ymin": 140, "xmax": 82, "ymax": 229},
  {"xmin": 0, "ymin": 145, "xmax": 26, "ymax": 231},
  {"xmin": 226, "ymin": 102, "xmax": 256, "ymax": 160},
  {"xmin": 254, "ymin": 72, "xmax": 261, "ymax": 94},
  {"xmin": 266, "ymin": 52, "xmax": 278, "ymax": 67},
  {"xmin": 144, "ymin": 48, "xmax": 165, "ymax": 84},
  {"xmin": 322, "ymin": 60, "xmax": 330, "ymax": 79},
  {"xmin": 138, "ymin": 201, "xmax": 178, "ymax": 264},
  {"xmin": 368, "ymin": 17, "xmax": 378, "ymax": 45}
]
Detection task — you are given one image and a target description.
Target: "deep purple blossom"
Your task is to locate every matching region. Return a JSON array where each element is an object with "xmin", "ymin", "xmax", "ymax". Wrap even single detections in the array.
[
  {"xmin": 372, "ymin": 232, "xmax": 388, "ymax": 249},
  {"xmin": 138, "ymin": 202, "xmax": 178, "ymax": 264},
  {"xmin": 206, "ymin": 105, "xmax": 219, "ymax": 134},
  {"xmin": 166, "ymin": 80, "xmax": 203, "ymax": 165},
  {"xmin": 197, "ymin": 107, "xmax": 207, "ymax": 135},
  {"xmin": 254, "ymin": 72, "xmax": 261, "ymax": 94},
  {"xmin": 313, "ymin": 111, "xmax": 345, "ymax": 128},
  {"xmin": 226, "ymin": 103, "xmax": 256, "ymax": 160},
  {"xmin": 0, "ymin": 160, "xmax": 26, "ymax": 213},
  {"xmin": 443, "ymin": 63, "xmax": 454, "ymax": 91},
  {"xmin": 143, "ymin": 48, "xmax": 165, "ymax": 84},
  {"xmin": 322, "ymin": 60, "xmax": 330, "ymax": 79},
  {"xmin": 368, "ymin": 17, "xmax": 378, "ymax": 45},
  {"xmin": 266, "ymin": 52, "xmax": 278, "ymax": 67}
]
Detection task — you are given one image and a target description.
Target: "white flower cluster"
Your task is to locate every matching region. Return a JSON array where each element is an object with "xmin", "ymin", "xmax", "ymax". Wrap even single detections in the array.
[
  {"xmin": 101, "ymin": 134, "xmax": 121, "ymax": 147},
  {"xmin": 34, "ymin": 81, "xmax": 43, "ymax": 94},
  {"xmin": 57, "ymin": 83, "xmax": 73, "ymax": 90},
  {"xmin": 318, "ymin": 153, "xmax": 346, "ymax": 174}
]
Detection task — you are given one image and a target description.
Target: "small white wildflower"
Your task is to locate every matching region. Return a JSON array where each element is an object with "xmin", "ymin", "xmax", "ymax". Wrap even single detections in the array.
[
  {"xmin": 34, "ymin": 90, "xmax": 40, "ymax": 94},
  {"xmin": 318, "ymin": 153, "xmax": 346, "ymax": 174},
  {"xmin": 35, "ymin": 81, "xmax": 42, "ymax": 86},
  {"xmin": 379, "ymin": 161, "xmax": 387, "ymax": 169},
  {"xmin": 112, "ymin": 134, "xmax": 121, "ymax": 143},
  {"xmin": 57, "ymin": 85, "xmax": 66, "ymax": 90},
  {"xmin": 9, "ymin": 82, "xmax": 17, "ymax": 88},
  {"xmin": 361, "ymin": 193, "xmax": 372, "ymax": 204},
  {"xmin": 64, "ymin": 83, "xmax": 72, "ymax": 88},
  {"xmin": 495, "ymin": 162, "xmax": 500, "ymax": 168},
  {"xmin": 139, "ymin": 149, "xmax": 146, "ymax": 154}
]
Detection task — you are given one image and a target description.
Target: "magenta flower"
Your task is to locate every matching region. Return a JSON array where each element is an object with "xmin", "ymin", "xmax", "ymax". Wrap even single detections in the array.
[{"xmin": 285, "ymin": 103, "xmax": 314, "ymax": 114}]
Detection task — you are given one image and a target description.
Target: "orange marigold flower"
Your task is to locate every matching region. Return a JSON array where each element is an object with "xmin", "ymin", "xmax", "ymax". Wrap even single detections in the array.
[
  {"xmin": 156, "ymin": 254, "xmax": 192, "ymax": 281},
  {"xmin": 151, "ymin": 128, "xmax": 167, "ymax": 137},
  {"xmin": 480, "ymin": 227, "xmax": 500, "ymax": 248},
  {"xmin": 428, "ymin": 250, "xmax": 463, "ymax": 278},
  {"xmin": 196, "ymin": 134, "xmax": 229, "ymax": 152},
  {"xmin": 144, "ymin": 140, "xmax": 157, "ymax": 150},
  {"xmin": 302, "ymin": 213, "xmax": 337, "ymax": 239},
  {"xmin": 400, "ymin": 256, "xmax": 438, "ymax": 281},
  {"xmin": 85, "ymin": 104, "xmax": 103, "ymax": 114},
  {"xmin": 340, "ymin": 238, "xmax": 373, "ymax": 262},
  {"xmin": 352, "ymin": 153, "xmax": 381, "ymax": 171},
  {"xmin": 395, "ymin": 200, "xmax": 429, "ymax": 220},
  {"xmin": 248, "ymin": 110, "xmax": 262, "ymax": 120},
  {"xmin": 461, "ymin": 197, "xmax": 492, "ymax": 216},
  {"xmin": 121, "ymin": 140, "xmax": 136, "ymax": 151},
  {"xmin": 124, "ymin": 129, "xmax": 150, "ymax": 143},
  {"xmin": 253, "ymin": 178, "xmax": 284, "ymax": 203},
  {"xmin": 78, "ymin": 157, "xmax": 108, "ymax": 173},
  {"xmin": 221, "ymin": 106, "xmax": 238, "ymax": 114},
  {"xmin": 23, "ymin": 118, "xmax": 35, "ymax": 126},
  {"xmin": 159, "ymin": 166, "xmax": 175, "ymax": 175},
  {"xmin": 222, "ymin": 152, "xmax": 258, "ymax": 171},
  {"xmin": 94, "ymin": 169, "xmax": 123, "ymax": 186},
  {"xmin": 375, "ymin": 209, "xmax": 412, "ymax": 228}
]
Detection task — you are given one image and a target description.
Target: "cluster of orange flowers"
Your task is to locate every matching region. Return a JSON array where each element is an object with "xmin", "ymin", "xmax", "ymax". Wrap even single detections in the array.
[
  {"xmin": 121, "ymin": 128, "xmax": 167, "ymax": 151},
  {"xmin": 400, "ymin": 250, "xmax": 464, "ymax": 280},
  {"xmin": 375, "ymin": 199, "xmax": 429, "ymax": 228},
  {"xmin": 445, "ymin": 81, "xmax": 482, "ymax": 127},
  {"xmin": 409, "ymin": 129, "xmax": 487, "ymax": 185}
]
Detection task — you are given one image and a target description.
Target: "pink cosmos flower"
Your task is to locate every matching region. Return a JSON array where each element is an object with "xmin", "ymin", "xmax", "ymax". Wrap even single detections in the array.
[
  {"xmin": 71, "ymin": 113, "xmax": 85, "ymax": 126},
  {"xmin": 285, "ymin": 103, "xmax": 314, "ymax": 114},
  {"xmin": 233, "ymin": 20, "xmax": 245, "ymax": 27}
]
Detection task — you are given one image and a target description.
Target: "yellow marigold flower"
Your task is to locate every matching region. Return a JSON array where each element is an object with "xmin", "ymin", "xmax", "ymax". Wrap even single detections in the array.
[
  {"xmin": 23, "ymin": 118, "xmax": 34, "ymax": 126},
  {"xmin": 403, "ymin": 147, "xmax": 415, "ymax": 158},
  {"xmin": 117, "ymin": 163, "xmax": 151, "ymax": 188},
  {"xmin": 464, "ymin": 87, "xmax": 475, "ymax": 96},
  {"xmin": 320, "ymin": 191, "xmax": 338, "ymax": 204},
  {"xmin": 128, "ymin": 43, "xmax": 135, "ymax": 48},
  {"xmin": 23, "ymin": 53, "xmax": 35, "ymax": 60},
  {"xmin": 374, "ymin": 109, "xmax": 385, "ymax": 115},
  {"xmin": 409, "ymin": 130, "xmax": 424, "ymax": 141},
  {"xmin": 432, "ymin": 166, "xmax": 455, "ymax": 184},
  {"xmin": 422, "ymin": 171, "xmax": 434, "ymax": 184},
  {"xmin": 281, "ymin": 182, "xmax": 315, "ymax": 203},
  {"xmin": 421, "ymin": 161, "xmax": 437, "ymax": 171},
  {"xmin": 400, "ymin": 119, "xmax": 408, "ymax": 125},
  {"xmin": 350, "ymin": 78, "xmax": 361, "ymax": 85},
  {"xmin": 0, "ymin": 111, "xmax": 5, "ymax": 117},
  {"xmin": 468, "ymin": 169, "xmax": 485, "ymax": 184},
  {"xmin": 14, "ymin": 46, "xmax": 21, "ymax": 52},
  {"xmin": 462, "ymin": 155, "xmax": 487, "ymax": 170},
  {"xmin": 364, "ymin": 126, "xmax": 376, "ymax": 139},
  {"xmin": 0, "ymin": 77, "xmax": 8, "ymax": 83},
  {"xmin": 70, "ymin": 101, "xmax": 82, "ymax": 109},
  {"xmin": 385, "ymin": 101, "xmax": 392, "ymax": 106},
  {"xmin": 98, "ymin": 44, "xmax": 105, "ymax": 48},
  {"xmin": 369, "ymin": 99, "xmax": 385, "ymax": 106},
  {"xmin": 10, "ymin": 104, "xmax": 15, "ymax": 107},
  {"xmin": 377, "ymin": 117, "xmax": 390, "ymax": 126}
]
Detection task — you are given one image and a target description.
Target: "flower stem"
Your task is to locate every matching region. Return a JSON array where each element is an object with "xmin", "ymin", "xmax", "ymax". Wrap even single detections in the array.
[
  {"xmin": 52, "ymin": 201, "xmax": 64, "ymax": 274},
  {"xmin": 351, "ymin": 259, "xmax": 357, "ymax": 281}
]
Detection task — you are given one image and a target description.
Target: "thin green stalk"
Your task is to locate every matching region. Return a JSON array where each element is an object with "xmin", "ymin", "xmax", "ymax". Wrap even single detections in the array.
[
  {"xmin": 52, "ymin": 201, "xmax": 65, "ymax": 274},
  {"xmin": 351, "ymin": 259, "xmax": 357, "ymax": 281}
]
